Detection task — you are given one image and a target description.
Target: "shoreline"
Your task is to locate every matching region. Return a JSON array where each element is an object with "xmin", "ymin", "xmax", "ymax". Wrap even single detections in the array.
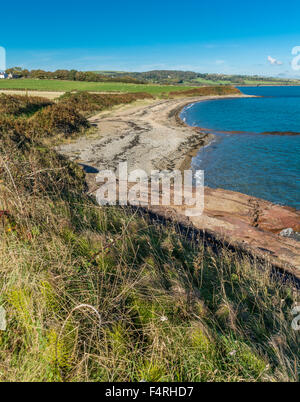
[
  {"xmin": 57, "ymin": 94, "xmax": 250, "ymax": 174},
  {"xmin": 178, "ymin": 104, "xmax": 300, "ymax": 137},
  {"xmin": 177, "ymin": 98, "xmax": 300, "ymax": 213},
  {"xmin": 56, "ymin": 94, "xmax": 300, "ymax": 273}
]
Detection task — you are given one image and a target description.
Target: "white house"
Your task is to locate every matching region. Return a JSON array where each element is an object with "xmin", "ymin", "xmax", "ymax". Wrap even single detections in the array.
[{"xmin": 0, "ymin": 72, "xmax": 8, "ymax": 79}]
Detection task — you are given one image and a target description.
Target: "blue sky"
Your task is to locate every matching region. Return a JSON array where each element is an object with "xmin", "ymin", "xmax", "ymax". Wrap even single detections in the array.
[{"xmin": 1, "ymin": 0, "xmax": 300, "ymax": 76}]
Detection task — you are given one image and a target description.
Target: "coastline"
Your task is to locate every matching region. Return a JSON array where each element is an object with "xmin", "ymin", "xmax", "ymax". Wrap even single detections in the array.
[
  {"xmin": 178, "ymin": 97, "xmax": 300, "ymax": 212},
  {"xmin": 56, "ymin": 94, "xmax": 300, "ymax": 274},
  {"xmin": 177, "ymin": 94, "xmax": 300, "ymax": 137},
  {"xmin": 57, "ymin": 94, "xmax": 252, "ymax": 174}
]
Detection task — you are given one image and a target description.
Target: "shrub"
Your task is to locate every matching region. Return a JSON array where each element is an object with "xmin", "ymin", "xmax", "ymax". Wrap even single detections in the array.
[
  {"xmin": 30, "ymin": 103, "xmax": 90, "ymax": 136},
  {"xmin": 0, "ymin": 93, "xmax": 53, "ymax": 116}
]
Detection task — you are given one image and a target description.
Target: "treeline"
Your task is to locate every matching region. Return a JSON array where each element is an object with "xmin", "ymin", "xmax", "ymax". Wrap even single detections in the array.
[
  {"xmin": 97, "ymin": 70, "xmax": 294, "ymax": 85},
  {"xmin": 5, "ymin": 67, "xmax": 147, "ymax": 84},
  {"xmin": 129, "ymin": 70, "xmax": 294, "ymax": 85},
  {"xmin": 5, "ymin": 67, "xmax": 297, "ymax": 86},
  {"xmin": 131, "ymin": 70, "xmax": 199, "ymax": 84}
]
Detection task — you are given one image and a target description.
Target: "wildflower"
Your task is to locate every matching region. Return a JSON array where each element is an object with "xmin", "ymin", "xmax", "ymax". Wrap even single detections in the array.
[
  {"xmin": 160, "ymin": 316, "xmax": 168, "ymax": 322},
  {"xmin": 229, "ymin": 350, "xmax": 237, "ymax": 356}
]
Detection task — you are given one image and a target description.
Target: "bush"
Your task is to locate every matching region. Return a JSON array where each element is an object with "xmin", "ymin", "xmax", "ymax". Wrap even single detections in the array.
[
  {"xmin": 0, "ymin": 115, "xmax": 29, "ymax": 141},
  {"xmin": 0, "ymin": 93, "xmax": 53, "ymax": 116},
  {"xmin": 169, "ymin": 86, "xmax": 241, "ymax": 97},
  {"xmin": 59, "ymin": 91, "xmax": 154, "ymax": 114},
  {"xmin": 30, "ymin": 103, "xmax": 90, "ymax": 136}
]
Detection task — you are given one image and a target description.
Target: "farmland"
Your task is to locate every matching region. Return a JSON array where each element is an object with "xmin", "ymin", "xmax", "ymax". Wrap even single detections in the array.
[{"xmin": 0, "ymin": 79, "xmax": 195, "ymax": 95}]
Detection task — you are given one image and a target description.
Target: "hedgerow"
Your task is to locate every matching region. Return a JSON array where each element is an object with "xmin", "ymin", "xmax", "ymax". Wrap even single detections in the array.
[{"xmin": 169, "ymin": 86, "xmax": 241, "ymax": 97}]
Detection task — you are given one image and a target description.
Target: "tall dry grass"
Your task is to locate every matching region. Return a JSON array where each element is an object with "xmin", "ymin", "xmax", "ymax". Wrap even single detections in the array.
[{"xmin": 0, "ymin": 145, "xmax": 299, "ymax": 381}]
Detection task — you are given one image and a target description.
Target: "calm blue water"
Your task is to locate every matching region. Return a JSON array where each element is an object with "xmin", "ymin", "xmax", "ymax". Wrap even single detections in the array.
[{"xmin": 180, "ymin": 86, "xmax": 300, "ymax": 209}]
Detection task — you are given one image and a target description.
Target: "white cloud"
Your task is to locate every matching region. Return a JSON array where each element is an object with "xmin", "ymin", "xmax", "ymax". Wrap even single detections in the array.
[{"xmin": 267, "ymin": 55, "xmax": 283, "ymax": 65}]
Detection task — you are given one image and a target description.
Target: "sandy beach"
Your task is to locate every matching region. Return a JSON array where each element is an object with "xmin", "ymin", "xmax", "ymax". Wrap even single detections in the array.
[
  {"xmin": 57, "ymin": 94, "xmax": 300, "ymax": 275},
  {"xmin": 57, "ymin": 94, "xmax": 249, "ymax": 174}
]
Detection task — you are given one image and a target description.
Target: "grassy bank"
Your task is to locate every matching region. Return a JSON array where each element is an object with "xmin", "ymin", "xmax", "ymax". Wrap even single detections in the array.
[
  {"xmin": 169, "ymin": 86, "xmax": 241, "ymax": 97},
  {"xmin": 0, "ymin": 90, "xmax": 299, "ymax": 382}
]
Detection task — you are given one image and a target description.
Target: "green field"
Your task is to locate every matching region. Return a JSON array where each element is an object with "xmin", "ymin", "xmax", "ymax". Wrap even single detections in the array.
[
  {"xmin": 242, "ymin": 79, "xmax": 300, "ymax": 86},
  {"xmin": 192, "ymin": 77, "xmax": 234, "ymax": 85},
  {"xmin": 0, "ymin": 79, "xmax": 195, "ymax": 95},
  {"xmin": 191, "ymin": 77, "xmax": 300, "ymax": 86}
]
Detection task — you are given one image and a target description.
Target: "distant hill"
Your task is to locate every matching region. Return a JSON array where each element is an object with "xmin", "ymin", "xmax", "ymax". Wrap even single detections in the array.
[
  {"xmin": 95, "ymin": 70, "xmax": 300, "ymax": 86},
  {"xmin": 4, "ymin": 67, "xmax": 300, "ymax": 86}
]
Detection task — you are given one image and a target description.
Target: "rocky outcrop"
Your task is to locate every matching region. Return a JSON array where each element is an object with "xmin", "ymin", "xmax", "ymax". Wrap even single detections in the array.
[
  {"xmin": 86, "ymin": 174, "xmax": 300, "ymax": 278},
  {"xmin": 142, "ymin": 186, "xmax": 300, "ymax": 277}
]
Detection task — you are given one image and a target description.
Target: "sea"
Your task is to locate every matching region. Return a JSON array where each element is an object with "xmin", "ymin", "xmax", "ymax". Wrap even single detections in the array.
[{"xmin": 180, "ymin": 86, "xmax": 300, "ymax": 210}]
